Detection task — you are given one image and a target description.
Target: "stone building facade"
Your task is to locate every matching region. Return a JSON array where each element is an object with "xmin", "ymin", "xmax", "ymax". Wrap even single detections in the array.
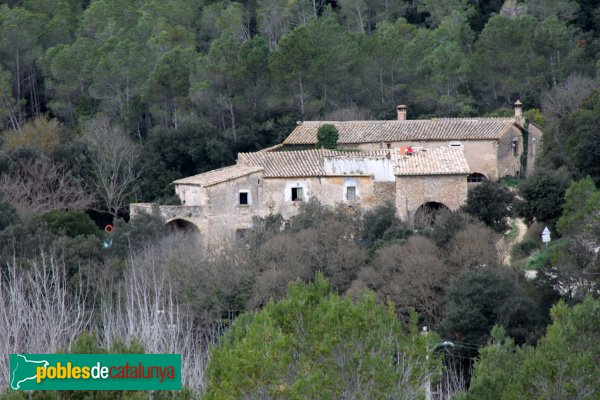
[
  {"xmin": 131, "ymin": 147, "xmax": 469, "ymax": 247},
  {"xmin": 130, "ymin": 102, "xmax": 542, "ymax": 247},
  {"xmin": 281, "ymin": 101, "xmax": 543, "ymax": 182}
]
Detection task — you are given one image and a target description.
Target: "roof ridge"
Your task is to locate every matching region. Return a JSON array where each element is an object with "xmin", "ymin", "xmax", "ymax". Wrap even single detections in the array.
[{"xmin": 299, "ymin": 117, "xmax": 515, "ymax": 124}]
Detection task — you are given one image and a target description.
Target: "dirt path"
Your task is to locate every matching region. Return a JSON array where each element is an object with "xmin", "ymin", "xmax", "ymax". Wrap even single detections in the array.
[{"xmin": 503, "ymin": 217, "xmax": 527, "ymax": 266}]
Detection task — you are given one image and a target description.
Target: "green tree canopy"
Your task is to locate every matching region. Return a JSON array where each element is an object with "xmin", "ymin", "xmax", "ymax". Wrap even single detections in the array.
[
  {"xmin": 556, "ymin": 176, "xmax": 600, "ymax": 235},
  {"xmin": 517, "ymin": 167, "xmax": 571, "ymax": 226},
  {"xmin": 466, "ymin": 297, "xmax": 600, "ymax": 399},
  {"xmin": 438, "ymin": 269, "xmax": 542, "ymax": 347},
  {"xmin": 461, "ymin": 180, "xmax": 515, "ymax": 233},
  {"xmin": 204, "ymin": 275, "xmax": 439, "ymax": 399},
  {"xmin": 316, "ymin": 123, "xmax": 339, "ymax": 149},
  {"xmin": 42, "ymin": 210, "xmax": 99, "ymax": 238}
]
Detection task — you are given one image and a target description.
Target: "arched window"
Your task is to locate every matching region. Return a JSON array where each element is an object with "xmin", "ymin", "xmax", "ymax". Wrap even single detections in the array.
[{"xmin": 467, "ymin": 173, "xmax": 487, "ymax": 183}]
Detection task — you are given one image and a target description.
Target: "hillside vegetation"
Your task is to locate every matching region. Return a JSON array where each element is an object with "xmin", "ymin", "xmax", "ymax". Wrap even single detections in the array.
[{"xmin": 0, "ymin": 0, "xmax": 600, "ymax": 398}]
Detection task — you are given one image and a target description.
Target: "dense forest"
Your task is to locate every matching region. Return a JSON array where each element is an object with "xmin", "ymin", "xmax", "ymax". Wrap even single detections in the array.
[
  {"xmin": 1, "ymin": 0, "xmax": 600, "ymax": 398},
  {"xmin": 0, "ymin": 0, "xmax": 599, "ymax": 208}
]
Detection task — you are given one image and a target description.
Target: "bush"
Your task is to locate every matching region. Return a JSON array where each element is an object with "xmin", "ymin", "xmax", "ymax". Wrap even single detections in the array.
[
  {"xmin": 2, "ymin": 116, "xmax": 61, "ymax": 156},
  {"xmin": 511, "ymin": 239, "xmax": 540, "ymax": 259},
  {"xmin": 462, "ymin": 180, "xmax": 515, "ymax": 233},
  {"xmin": 443, "ymin": 221, "xmax": 502, "ymax": 271},
  {"xmin": 361, "ymin": 202, "xmax": 411, "ymax": 250},
  {"xmin": 316, "ymin": 124, "xmax": 339, "ymax": 149},
  {"xmin": 250, "ymin": 219, "xmax": 367, "ymax": 307},
  {"xmin": 425, "ymin": 211, "xmax": 476, "ymax": 249},
  {"xmin": 517, "ymin": 168, "xmax": 571, "ymax": 226},
  {"xmin": 357, "ymin": 236, "xmax": 447, "ymax": 325},
  {"xmin": 43, "ymin": 210, "xmax": 99, "ymax": 238},
  {"xmin": 110, "ymin": 209, "xmax": 169, "ymax": 257},
  {"xmin": 0, "ymin": 192, "xmax": 19, "ymax": 230},
  {"xmin": 438, "ymin": 269, "xmax": 542, "ymax": 347}
]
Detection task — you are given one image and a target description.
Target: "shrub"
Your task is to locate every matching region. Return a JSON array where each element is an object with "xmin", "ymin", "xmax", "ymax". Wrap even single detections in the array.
[
  {"xmin": 43, "ymin": 210, "xmax": 99, "ymax": 238},
  {"xmin": 461, "ymin": 180, "xmax": 515, "ymax": 233},
  {"xmin": 0, "ymin": 192, "xmax": 19, "ymax": 230},
  {"xmin": 511, "ymin": 239, "xmax": 540, "ymax": 259},
  {"xmin": 316, "ymin": 124, "xmax": 339, "ymax": 149},
  {"xmin": 438, "ymin": 269, "xmax": 542, "ymax": 347},
  {"xmin": 361, "ymin": 202, "xmax": 411, "ymax": 250},
  {"xmin": 517, "ymin": 168, "xmax": 571, "ymax": 226}
]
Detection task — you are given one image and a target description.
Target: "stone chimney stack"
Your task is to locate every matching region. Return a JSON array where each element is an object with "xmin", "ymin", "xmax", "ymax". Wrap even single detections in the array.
[
  {"xmin": 514, "ymin": 100, "xmax": 523, "ymax": 124},
  {"xmin": 397, "ymin": 105, "xmax": 407, "ymax": 121}
]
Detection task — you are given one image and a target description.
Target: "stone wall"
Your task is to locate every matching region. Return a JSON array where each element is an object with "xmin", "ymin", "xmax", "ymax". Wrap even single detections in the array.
[
  {"xmin": 373, "ymin": 181, "xmax": 396, "ymax": 206},
  {"xmin": 130, "ymin": 203, "xmax": 204, "ymax": 221},
  {"xmin": 525, "ymin": 123, "xmax": 543, "ymax": 177},
  {"xmin": 395, "ymin": 174, "xmax": 468, "ymax": 222},
  {"xmin": 196, "ymin": 171, "xmax": 263, "ymax": 245},
  {"xmin": 260, "ymin": 175, "xmax": 378, "ymax": 220},
  {"xmin": 497, "ymin": 128, "xmax": 522, "ymax": 178},
  {"xmin": 163, "ymin": 173, "xmax": 382, "ymax": 247}
]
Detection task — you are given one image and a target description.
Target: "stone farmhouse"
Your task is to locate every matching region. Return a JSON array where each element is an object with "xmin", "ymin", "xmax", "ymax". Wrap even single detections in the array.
[
  {"xmin": 282, "ymin": 101, "xmax": 542, "ymax": 182},
  {"xmin": 130, "ymin": 101, "xmax": 542, "ymax": 246}
]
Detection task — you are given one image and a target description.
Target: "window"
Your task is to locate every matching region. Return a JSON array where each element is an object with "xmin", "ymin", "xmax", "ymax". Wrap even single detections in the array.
[
  {"xmin": 346, "ymin": 186, "xmax": 356, "ymax": 202},
  {"xmin": 291, "ymin": 187, "xmax": 303, "ymax": 201},
  {"xmin": 512, "ymin": 137, "xmax": 519, "ymax": 155},
  {"xmin": 467, "ymin": 173, "xmax": 487, "ymax": 183},
  {"xmin": 386, "ymin": 143, "xmax": 391, "ymax": 149},
  {"xmin": 239, "ymin": 191, "xmax": 249, "ymax": 205}
]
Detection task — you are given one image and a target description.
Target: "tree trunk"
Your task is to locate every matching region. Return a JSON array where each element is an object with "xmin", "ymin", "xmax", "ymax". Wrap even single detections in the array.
[
  {"xmin": 29, "ymin": 68, "xmax": 40, "ymax": 116},
  {"xmin": 356, "ymin": 3, "xmax": 365, "ymax": 33},
  {"xmin": 15, "ymin": 48, "xmax": 22, "ymax": 126},
  {"xmin": 2, "ymin": 96, "xmax": 19, "ymax": 131},
  {"xmin": 379, "ymin": 60, "xmax": 385, "ymax": 104},
  {"xmin": 299, "ymin": 73, "xmax": 305, "ymax": 119},
  {"xmin": 228, "ymin": 98, "xmax": 237, "ymax": 143}
]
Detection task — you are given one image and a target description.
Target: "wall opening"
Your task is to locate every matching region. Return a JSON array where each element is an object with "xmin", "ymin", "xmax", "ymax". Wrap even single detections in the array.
[
  {"xmin": 346, "ymin": 186, "xmax": 357, "ymax": 202},
  {"xmin": 414, "ymin": 202, "xmax": 449, "ymax": 226},
  {"xmin": 240, "ymin": 192, "xmax": 250, "ymax": 206},
  {"xmin": 467, "ymin": 172, "xmax": 488, "ymax": 183},
  {"xmin": 166, "ymin": 219, "xmax": 201, "ymax": 240},
  {"xmin": 291, "ymin": 187, "xmax": 304, "ymax": 201}
]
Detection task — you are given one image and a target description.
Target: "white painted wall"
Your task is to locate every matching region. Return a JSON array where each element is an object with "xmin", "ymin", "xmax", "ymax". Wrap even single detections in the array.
[{"xmin": 324, "ymin": 157, "xmax": 394, "ymax": 181}]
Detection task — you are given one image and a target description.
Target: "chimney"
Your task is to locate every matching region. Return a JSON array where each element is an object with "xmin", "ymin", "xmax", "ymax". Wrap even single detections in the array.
[
  {"xmin": 514, "ymin": 100, "xmax": 522, "ymax": 124},
  {"xmin": 397, "ymin": 105, "xmax": 407, "ymax": 121}
]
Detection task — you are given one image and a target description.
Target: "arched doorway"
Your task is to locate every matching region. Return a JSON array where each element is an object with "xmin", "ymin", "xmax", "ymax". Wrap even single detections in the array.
[
  {"xmin": 467, "ymin": 172, "xmax": 487, "ymax": 183},
  {"xmin": 414, "ymin": 202, "xmax": 450, "ymax": 226},
  {"xmin": 166, "ymin": 219, "xmax": 201, "ymax": 240}
]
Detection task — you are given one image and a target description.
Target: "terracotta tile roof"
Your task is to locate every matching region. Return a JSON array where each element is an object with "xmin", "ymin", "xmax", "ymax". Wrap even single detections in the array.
[
  {"xmin": 172, "ymin": 165, "xmax": 263, "ymax": 186},
  {"xmin": 238, "ymin": 147, "xmax": 469, "ymax": 177},
  {"xmin": 283, "ymin": 118, "xmax": 517, "ymax": 145},
  {"xmin": 238, "ymin": 149, "xmax": 387, "ymax": 177},
  {"xmin": 258, "ymin": 143, "xmax": 284, "ymax": 152},
  {"xmin": 393, "ymin": 147, "xmax": 470, "ymax": 176}
]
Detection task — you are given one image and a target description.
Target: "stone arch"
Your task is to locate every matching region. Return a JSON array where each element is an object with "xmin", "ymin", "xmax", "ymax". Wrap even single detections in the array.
[
  {"xmin": 414, "ymin": 201, "xmax": 450, "ymax": 226},
  {"xmin": 467, "ymin": 172, "xmax": 488, "ymax": 183},
  {"xmin": 166, "ymin": 218, "xmax": 201, "ymax": 239}
]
